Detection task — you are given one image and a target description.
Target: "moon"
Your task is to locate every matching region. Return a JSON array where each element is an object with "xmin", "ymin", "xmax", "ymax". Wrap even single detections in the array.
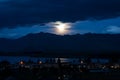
[{"xmin": 52, "ymin": 21, "xmax": 72, "ymax": 35}]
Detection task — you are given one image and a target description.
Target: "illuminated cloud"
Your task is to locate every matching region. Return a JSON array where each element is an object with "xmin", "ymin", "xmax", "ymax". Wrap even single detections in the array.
[
  {"xmin": 0, "ymin": 17, "xmax": 120, "ymax": 39},
  {"xmin": 47, "ymin": 21, "xmax": 72, "ymax": 35},
  {"xmin": 106, "ymin": 26, "xmax": 120, "ymax": 33},
  {"xmin": 0, "ymin": 25, "xmax": 51, "ymax": 38}
]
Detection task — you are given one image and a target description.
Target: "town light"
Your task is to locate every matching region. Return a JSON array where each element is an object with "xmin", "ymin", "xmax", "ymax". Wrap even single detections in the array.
[
  {"xmin": 19, "ymin": 61, "xmax": 24, "ymax": 65},
  {"xmin": 39, "ymin": 61, "xmax": 42, "ymax": 64}
]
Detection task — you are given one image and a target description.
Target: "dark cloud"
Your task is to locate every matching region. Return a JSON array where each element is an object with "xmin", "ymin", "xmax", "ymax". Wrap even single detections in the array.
[{"xmin": 0, "ymin": 0, "xmax": 120, "ymax": 28}]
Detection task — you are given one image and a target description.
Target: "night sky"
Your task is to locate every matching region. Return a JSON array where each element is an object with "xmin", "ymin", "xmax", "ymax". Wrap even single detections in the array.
[{"xmin": 0, "ymin": 0, "xmax": 120, "ymax": 38}]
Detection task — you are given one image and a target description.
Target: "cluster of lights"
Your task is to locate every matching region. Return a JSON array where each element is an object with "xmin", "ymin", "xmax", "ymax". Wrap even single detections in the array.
[
  {"xmin": 111, "ymin": 64, "xmax": 120, "ymax": 69},
  {"xmin": 19, "ymin": 60, "xmax": 43, "ymax": 65}
]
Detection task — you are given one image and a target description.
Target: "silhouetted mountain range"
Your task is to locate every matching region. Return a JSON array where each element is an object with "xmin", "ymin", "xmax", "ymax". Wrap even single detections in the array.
[{"xmin": 0, "ymin": 32, "xmax": 120, "ymax": 57}]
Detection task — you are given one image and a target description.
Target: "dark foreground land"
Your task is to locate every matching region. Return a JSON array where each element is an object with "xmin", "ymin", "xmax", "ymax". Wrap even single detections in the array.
[
  {"xmin": 0, "ymin": 65, "xmax": 120, "ymax": 80},
  {"xmin": 1, "ymin": 72, "xmax": 120, "ymax": 80}
]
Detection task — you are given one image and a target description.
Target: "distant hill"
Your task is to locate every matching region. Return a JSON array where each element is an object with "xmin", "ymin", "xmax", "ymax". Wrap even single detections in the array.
[{"xmin": 0, "ymin": 32, "xmax": 120, "ymax": 57}]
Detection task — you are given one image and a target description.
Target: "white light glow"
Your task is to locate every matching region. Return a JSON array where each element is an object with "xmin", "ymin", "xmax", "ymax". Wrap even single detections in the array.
[{"xmin": 48, "ymin": 21, "xmax": 72, "ymax": 35}]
